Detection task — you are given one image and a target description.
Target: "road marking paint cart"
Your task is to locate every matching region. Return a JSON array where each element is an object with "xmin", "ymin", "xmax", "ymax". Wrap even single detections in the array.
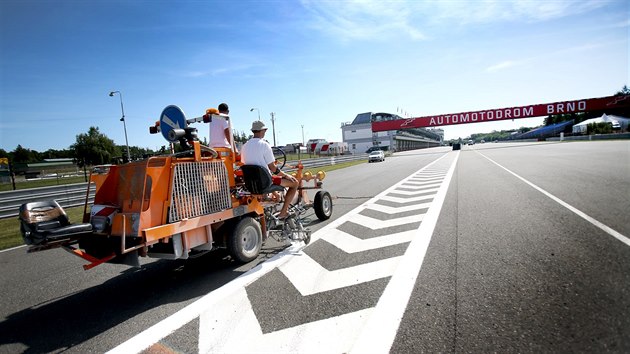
[{"xmin": 19, "ymin": 105, "xmax": 332, "ymax": 270}]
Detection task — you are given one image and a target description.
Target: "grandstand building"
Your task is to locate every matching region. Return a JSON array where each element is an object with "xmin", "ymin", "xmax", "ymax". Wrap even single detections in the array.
[{"xmin": 341, "ymin": 112, "xmax": 443, "ymax": 154}]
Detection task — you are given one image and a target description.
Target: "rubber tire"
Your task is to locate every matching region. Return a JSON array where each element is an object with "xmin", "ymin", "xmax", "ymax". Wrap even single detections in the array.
[
  {"xmin": 228, "ymin": 216, "xmax": 262, "ymax": 263},
  {"xmin": 314, "ymin": 191, "xmax": 333, "ymax": 221}
]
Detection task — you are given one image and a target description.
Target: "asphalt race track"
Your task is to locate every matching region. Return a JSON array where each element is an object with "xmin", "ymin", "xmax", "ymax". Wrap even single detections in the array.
[{"xmin": 0, "ymin": 141, "xmax": 628, "ymax": 353}]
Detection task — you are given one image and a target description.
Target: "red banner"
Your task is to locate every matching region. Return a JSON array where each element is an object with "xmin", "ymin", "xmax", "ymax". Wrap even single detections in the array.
[{"xmin": 371, "ymin": 95, "xmax": 630, "ymax": 132}]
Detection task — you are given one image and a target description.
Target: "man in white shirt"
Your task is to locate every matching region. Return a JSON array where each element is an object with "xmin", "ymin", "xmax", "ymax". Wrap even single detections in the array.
[
  {"xmin": 241, "ymin": 120, "xmax": 298, "ymax": 219},
  {"xmin": 209, "ymin": 103, "xmax": 232, "ymax": 149}
]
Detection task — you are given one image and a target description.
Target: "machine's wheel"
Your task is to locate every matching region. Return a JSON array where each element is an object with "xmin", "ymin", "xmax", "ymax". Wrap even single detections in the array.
[
  {"xmin": 228, "ymin": 216, "xmax": 263, "ymax": 263},
  {"xmin": 272, "ymin": 146, "xmax": 286, "ymax": 169},
  {"xmin": 314, "ymin": 191, "xmax": 333, "ymax": 221}
]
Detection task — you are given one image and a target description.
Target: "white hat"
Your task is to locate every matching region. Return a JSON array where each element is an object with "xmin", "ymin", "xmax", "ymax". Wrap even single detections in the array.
[{"xmin": 251, "ymin": 120, "xmax": 267, "ymax": 131}]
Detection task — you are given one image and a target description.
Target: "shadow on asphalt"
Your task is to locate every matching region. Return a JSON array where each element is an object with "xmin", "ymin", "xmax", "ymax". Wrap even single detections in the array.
[
  {"xmin": 0, "ymin": 209, "xmax": 332, "ymax": 353},
  {"xmin": 0, "ymin": 245, "xmax": 281, "ymax": 353}
]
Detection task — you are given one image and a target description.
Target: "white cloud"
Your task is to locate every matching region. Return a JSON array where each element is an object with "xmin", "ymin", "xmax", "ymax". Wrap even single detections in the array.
[
  {"xmin": 299, "ymin": 0, "xmax": 427, "ymax": 41},
  {"xmin": 427, "ymin": 0, "xmax": 612, "ymax": 24},
  {"xmin": 299, "ymin": 0, "xmax": 614, "ymax": 40},
  {"xmin": 486, "ymin": 60, "xmax": 520, "ymax": 72}
]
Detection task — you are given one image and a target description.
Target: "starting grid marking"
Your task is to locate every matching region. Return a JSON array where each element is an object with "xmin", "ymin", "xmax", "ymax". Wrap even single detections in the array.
[{"xmin": 108, "ymin": 151, "xmax": 460, "ymax": 354}]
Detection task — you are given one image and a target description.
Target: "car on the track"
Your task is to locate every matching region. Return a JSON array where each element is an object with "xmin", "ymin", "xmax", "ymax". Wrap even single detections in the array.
[{"xmin": 368, "ymin": 150, "xmax": 385, "ymax": 163}]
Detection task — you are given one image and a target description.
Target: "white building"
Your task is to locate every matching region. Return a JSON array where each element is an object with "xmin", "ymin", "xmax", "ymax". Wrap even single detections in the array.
[{"xmin": 341, "ymin": 112, "xmax": 442, "ymax": 154}]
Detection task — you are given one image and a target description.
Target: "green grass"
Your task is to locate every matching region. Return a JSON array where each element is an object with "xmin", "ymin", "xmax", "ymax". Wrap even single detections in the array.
[
  {"xmin": 0, "ymin": 159, "xmax": 366, "ymax": 251},
  {"xmin": 0, "ymin": 176, "xmax": 88, "ymax": 192},
  {"xmin": 0, "ymin": 206, "xmax": 86, "ymax": 250}
]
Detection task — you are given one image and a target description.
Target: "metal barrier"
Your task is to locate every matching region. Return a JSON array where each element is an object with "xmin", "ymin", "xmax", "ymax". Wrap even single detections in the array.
[{"xmin": 0, "ymin": 154, "xmax": 367, "ymax": 219}]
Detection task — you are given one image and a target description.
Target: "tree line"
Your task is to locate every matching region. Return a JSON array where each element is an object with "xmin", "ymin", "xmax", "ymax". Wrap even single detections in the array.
[{"xmin": 0, "ymin": 127, "xmax": 253, "ymax": 167}]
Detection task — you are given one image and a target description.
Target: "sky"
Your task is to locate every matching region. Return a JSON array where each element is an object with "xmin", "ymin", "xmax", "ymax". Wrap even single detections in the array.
[{"xmin": 0, "ymin": 0, "xmax": 628, "ymax": 152}]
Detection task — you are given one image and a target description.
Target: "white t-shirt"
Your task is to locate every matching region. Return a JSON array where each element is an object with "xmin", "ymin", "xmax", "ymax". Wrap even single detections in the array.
[
  {"xmin": 241, "ymin": 138, "xmax": 275, "ymax": 174},
  {"xmin": 209, "ymin": 116, "xmax": 230, "ymax": 148}
]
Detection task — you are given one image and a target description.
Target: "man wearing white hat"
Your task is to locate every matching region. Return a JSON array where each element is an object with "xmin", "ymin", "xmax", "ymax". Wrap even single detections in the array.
[{"xmin": 241, "ymin": 120, "xmax": 298, "ymax": 219}]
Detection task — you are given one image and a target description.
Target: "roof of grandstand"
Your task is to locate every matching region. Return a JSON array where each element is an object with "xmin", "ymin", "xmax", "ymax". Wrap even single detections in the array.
[{"xmin": 512, "ymin": 120, "xmax": 574, "ymax": 140}]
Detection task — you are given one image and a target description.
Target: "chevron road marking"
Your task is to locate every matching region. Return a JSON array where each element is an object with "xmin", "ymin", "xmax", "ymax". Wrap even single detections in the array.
[
  {"xmin": 388, "ymin": 188, "xmax": 439, "ymax": 196},
  {"xmin": 106, "ymin": 242, "xmax": 307, "ymax": 354},
  {"xmin": 108, "ymin": 152, "xmax": 456, "ymax": 354},
  {"xmin": 198, "ymin": 288, "xmax": 373, "ymax": 353},
  {"xmin": 320, "ymin": 228, "xmax": 416, "ymax": 253},
  {"xmin": 407, "ymin": 175, "xmax": 445, "ymax": 181},
  {"xmin": 365, "ymin": 201, "xmax": 432, "ymax": 214},
  {"xmin": 349, "ymin": 213, "xmax": 425, "ymax": 229},
  {"xmin": 409, "ymin": 172, "xmax": 446, "ymax": 177},
  {"xmin": 350, "ymin": 151, "xmax": 460, "ymax": 353},
  {"xmin": 380, "ymin": 193, "xmax": 437, "ymax": 203},
  {"xmin": 400, "ymin": 181, "xmax": 442, "ymax": 189},
  {"xmin": 409, "ymin": 173, "xmax": 445, "ymax": 182},
  {"xmin": 279, "ymin": 254, "xmax": 402, "ymax": 295}
]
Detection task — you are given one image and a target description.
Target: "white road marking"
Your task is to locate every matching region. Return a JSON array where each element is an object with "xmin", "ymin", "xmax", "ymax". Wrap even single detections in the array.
[
  {"xmin": 380, "ymin": 193, "xmax": 437, "ymax": 203},
  {"xmin": 280, "ymin": 255, "xmax": 402, "ymax": 296},
  {"xmin": 408, "ymin": 175, "xmax": 446, "ymax": 181},
  {"xmin": 475, "ymin": 150, "xmax": 630, "ymax": 247},
  {"xmin": 320, "ymin": 228, "xmax": 416, "ymax": 253},
  {"xmin": 349, "ymin": 213, "xmax": 424, "ymax": 229},
  {"xmin": 350, "ymin": 151, "xmax": 459, "ymax": 353},
  {"xmin": 198, "ymin": 288, "xmax": 373, "ymax": 353},
  {"xmin": 0, "ymin": 244, "xmax": 26, "ymax": 253},
  {"xmin": 108, "ymin": 152, "xmax": 453, "ymax": 354},
  {"xmin": 106, "ymin": 242, "xmax": 306, "ymax": 354},
  {"xmin": 366, "ymin": 201, "xmax": 432, "ymax": 214},
  {"xmin": 400, "ymin": 181, "xmax": 442, "ymax": 189},
  {"xmin": 387, "ymin": 188, "xmax": 439, "ymax": 196}
]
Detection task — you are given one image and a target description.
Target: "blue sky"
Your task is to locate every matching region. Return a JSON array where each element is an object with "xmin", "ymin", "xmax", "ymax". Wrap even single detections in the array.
[{"xmin": 0, "ymin": 0, "xmax": 628, "ymax": 152}]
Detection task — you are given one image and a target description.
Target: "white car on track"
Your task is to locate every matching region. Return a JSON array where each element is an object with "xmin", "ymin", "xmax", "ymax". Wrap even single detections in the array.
[{"xmin": 368, "ymin": 150, "xmax": 385, "ymax": 163}]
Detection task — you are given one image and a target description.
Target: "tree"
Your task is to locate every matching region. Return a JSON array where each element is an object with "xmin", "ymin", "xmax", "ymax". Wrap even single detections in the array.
[
  {"xmin": 587, "ymin": 122, "xmax": 612, "ymax": 135},
  {"xmin": 40, "ymin": 148, "xmax": 73, "ymax": 160},
  {"xmin": 616, "ymin": 85, "xmax": 630, "ymax": 96},
  {"xmin": 11, "ymin": 145, "xmax": 39, "ymax": 163},
  {"xmin": 71, "ymin": 127, "xmax": 117, "ymax": 166}
]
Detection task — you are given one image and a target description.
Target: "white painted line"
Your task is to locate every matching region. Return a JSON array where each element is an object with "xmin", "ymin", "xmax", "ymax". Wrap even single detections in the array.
[
  {"xmin": 349, "ymin": 213, "xmax": 424, "ymax": 229},
  {"xmin": 388, "ymin": 188, "xmax": 439, "ymax": 196},
  {"xmin": 476, "ymin": 150, "xmax": 630, "ymax": 247},
  {"xmin": 199, "ymin": 289, "xmax": 374, "ymax": 354},
  {"xmin": 410, "ymin": 172, "xmax": 446, "ymax": 178},
  {"xmin": 350, "ymin": 151, "xmax": 460, "ymax": 354},
  {"xmin": 0, "ymin": 244, "xmax": 26, "ymax": 253},
  {"xmin": 108, "ymin": 153, "xmax": 452, "ymax": 354},
  {"xmin": 280, "ymin": 255, "xmax": 402, "ymax": 296},
  {"xmin": 405, "ymin": 177, "xmax": 444, "ymax": 184},
  {"xmin": 320, "ymin": 228, "xmax": 416, "ymax": 253},
  {"xmin": 106, "ymin": 241, "xmax": 306, "ymax": 354},
  {"xmin": 400, "ymin": 181, "xmax": 442, "ymax": 189},
  {"xmin": 365, "ymin": 201, "xmax": 432, "ymax": 214},
  {"xmin": 380, "ymin": 193, "xmax": 437, "ymax": 203}
]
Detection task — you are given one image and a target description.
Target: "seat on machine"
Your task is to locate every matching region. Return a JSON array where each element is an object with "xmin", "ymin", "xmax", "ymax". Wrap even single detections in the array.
[
  {"xmin": 19, "ymin": 200, "xmax": 93, "ymax": 245},
  {"xmin": 240, "ymin": 165, "xmax": 285, "ymax": 195}
]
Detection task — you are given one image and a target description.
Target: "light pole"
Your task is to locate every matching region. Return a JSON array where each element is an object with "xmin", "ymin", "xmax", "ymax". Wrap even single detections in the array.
[
  {"xmin": 270, "ymin": 112, "xmax": 276, "ymax": 147},
  {"xmin": 109, "ymin": 91, "xmax": 130, "ymax": 162},
  {"xmin": 301, "ymin": 124, "xmax": 304, "ymax": 145},
  {"xmin": 250, "ymin": 107, "xmax": 260, "ymax": 120}
]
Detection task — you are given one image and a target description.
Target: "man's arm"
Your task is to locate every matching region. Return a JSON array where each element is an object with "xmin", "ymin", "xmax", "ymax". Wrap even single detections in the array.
[
  {"xmin": 223, "ymin": 128, "xmax": 231, "ymax": 145},
  {"xmin": 267, "ymin": 161, "xmax": 296, "ymax": 182}
]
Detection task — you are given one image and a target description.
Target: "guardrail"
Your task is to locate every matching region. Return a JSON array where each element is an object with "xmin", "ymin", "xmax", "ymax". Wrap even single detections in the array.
[{"xmin": 0, "ymin": 154, "xmax": 367, "ymax": 219}]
